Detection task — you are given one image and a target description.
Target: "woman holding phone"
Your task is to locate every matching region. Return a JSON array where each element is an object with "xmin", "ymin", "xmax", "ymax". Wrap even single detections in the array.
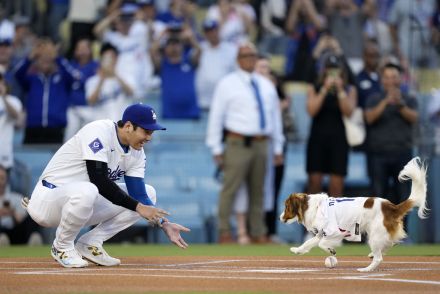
[{"xmin": 305, "ymin": 54, "xmax": 357, "ymax": 196}]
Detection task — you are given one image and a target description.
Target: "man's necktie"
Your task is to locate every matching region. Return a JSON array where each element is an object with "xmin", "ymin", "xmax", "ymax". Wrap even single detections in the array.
[{"xmin": 250, "ymin": 77, "xmax": 266, "ymax": 130}]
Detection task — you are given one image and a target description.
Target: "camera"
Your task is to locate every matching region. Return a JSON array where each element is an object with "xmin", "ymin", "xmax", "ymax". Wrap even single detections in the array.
[
  {"xmin": 3, "ymin": 200, "xmax": 10, "ymax": 208},
  {"xmin": 328, "ymin": 68, "xmax": 341, "ymax": 77}
]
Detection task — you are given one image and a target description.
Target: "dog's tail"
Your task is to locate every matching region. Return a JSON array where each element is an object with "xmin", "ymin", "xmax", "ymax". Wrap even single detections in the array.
[{"xmin": 398, "ymin": 157, "xmax": 428, "ymax": 219}]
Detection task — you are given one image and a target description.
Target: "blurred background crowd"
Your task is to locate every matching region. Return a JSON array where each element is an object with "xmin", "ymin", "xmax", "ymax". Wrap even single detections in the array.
[{"xmin": 1, "ymin": 0, "xmax": 440, "ymax": 247}]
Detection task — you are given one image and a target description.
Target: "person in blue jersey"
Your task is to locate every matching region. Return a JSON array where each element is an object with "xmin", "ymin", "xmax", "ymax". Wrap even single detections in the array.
[
  {"xmin": 14, "ymin": 38, "xmax": 80, "ymax": 144},
  {"xmin": 150, "ymin": 23, "xmax": 201, "ymax": 119}
]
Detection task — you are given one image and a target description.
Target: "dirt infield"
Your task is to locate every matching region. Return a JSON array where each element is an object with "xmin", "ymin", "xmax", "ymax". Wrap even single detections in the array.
[{"xmin": 1, "ymin": 256, "xmax": 440, "ymax": 293}]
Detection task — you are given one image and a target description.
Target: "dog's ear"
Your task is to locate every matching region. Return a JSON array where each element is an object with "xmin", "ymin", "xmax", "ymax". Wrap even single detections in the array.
[
  {"xmin": 292, "ymin": 193, "xmax": 309, "ymax": 223},
  {"xmin": 282, "ymin": 193, "xmax": 297, "ymax": 221},
  {"xmin": 284, "ymin": 193, "xmax": 308, "ymax": 223}
]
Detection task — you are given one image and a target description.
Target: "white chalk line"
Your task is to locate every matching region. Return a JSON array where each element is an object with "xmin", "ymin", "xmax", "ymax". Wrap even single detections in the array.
[
  {"xmin": 246, "ymin": 259, "xmax": 440, "ymax": 265},
  {"xmin": 7, "ymin": 266, "xmax": 439, "ymax": 274},
  {"xmin": 2, "ymin": 259, "xmax": 440, "ymax": 266},
  {"xmin": 0, "ymin": 259, "xmax": 243, "ymax": 266},
  {"xmin": 12, "ymin": 270, "xmax": 440, "ymax": 286},
  {"xmin": 5, "ymin": 267, "xmax": 319, "ymax": 274},
  {"xmin": 340, "ymin": 276, "xmax": 440, "ymax": 286},
  {"xmin": 152, "ymin": 259, "xmax": 244, "ymax": 267}
]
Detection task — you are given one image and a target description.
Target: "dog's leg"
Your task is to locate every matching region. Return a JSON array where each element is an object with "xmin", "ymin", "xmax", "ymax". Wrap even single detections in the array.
[
  {"xmin": 358, "ymin": 249, "xmax": 383, "ymax": 272},
  {"xmin": 358, "ymin": 237, "xmax": 385, "ymax": 272},
  {"xmin": 318, "ymin": 237, "xmax": 342, "ymax": 256},
  {"xmin": 368, "ymin": 243, "xmax": 393, "ymax": 259},
  {"xmin": 290, "ymin": 235, "xmax": 320, "ymax": 255}
]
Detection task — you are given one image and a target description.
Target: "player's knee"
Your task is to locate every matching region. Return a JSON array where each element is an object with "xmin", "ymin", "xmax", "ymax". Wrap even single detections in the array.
[
  {"xmin": 145, "ymin": 184, "xmax": 157, "ymax": 205},
  {"xmin": 76, "ymin": 182, "xmax": 99, "ymax": 206}
]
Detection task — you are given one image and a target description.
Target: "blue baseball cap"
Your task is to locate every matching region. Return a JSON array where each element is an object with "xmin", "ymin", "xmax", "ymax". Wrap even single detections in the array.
[
  {"xmin": 122, "ymin": 103, "xmax": 166, "ymax": 131},
  {"xmin": 0, "ymin": 38, "xmax": 12, "ymax": 46},
  {"xmin": 137, "ymin": 0, "xmax": 154, "ymax": 6},
  {"xmin": 120, "ymin": 3, "xmax": 139, "ymax": 15},
  {"xmin": 203, "ymin": 19, "xmax": 218, "ymax": 31}
]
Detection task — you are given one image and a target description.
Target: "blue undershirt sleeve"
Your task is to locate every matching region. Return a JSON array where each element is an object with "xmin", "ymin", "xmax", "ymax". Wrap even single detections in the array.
[{"xmin": 124, "ymin": 176, "xmax": 155, "ymax": 206}]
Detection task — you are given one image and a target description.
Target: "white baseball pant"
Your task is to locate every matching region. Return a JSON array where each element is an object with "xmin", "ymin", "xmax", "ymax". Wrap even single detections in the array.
[{"xmin": 27, "ymin": 180, "xmax": 156, "ymax": 251}]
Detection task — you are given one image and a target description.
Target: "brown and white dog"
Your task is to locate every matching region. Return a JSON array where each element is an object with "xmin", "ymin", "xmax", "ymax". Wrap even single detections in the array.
[{"xmin": 280, "ymin": 157, "xmax": 428, "ymax": 272}]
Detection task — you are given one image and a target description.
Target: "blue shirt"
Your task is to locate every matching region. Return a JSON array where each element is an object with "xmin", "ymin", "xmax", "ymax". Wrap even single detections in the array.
[
  {"xmin": 14, "ymin": 57, "xmax": 78, "ymax": 127},
  {"xmin": 356, "ymin": 70, "xmax": 381, "ymax": 109},
  {"xmin": 69, "ymin": 60, "xmax": 99, "ymax": 106},
  {"xmin": 160, "ymin": 53, "xmax": 200, "ymax": 119}
]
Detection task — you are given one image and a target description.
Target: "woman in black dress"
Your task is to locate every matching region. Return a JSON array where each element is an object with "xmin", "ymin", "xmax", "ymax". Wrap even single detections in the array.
[{"xmin": 306, "ymin": 54, "xmax": 357, "ymax": 196}]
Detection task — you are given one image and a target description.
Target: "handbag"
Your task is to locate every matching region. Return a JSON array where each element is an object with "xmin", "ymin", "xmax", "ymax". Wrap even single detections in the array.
[{"xmin": 342, "ymin": 107, "xmax": 366, "ymax": 147}]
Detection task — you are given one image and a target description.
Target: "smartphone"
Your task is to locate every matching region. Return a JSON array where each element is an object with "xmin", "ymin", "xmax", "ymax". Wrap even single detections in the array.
[{"xmin": 328, "ymin": 69, "xmax": 341, "ymax": 77}]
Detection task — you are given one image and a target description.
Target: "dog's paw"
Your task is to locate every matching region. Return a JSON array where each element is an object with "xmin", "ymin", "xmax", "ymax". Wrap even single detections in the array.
[
  {"xmin": 357, "ymin": 267, "xmax": 374, "ymax": 272},
  {"xmin": 290, "ymin": 247, "xmax": 305, "ymax": 255}
]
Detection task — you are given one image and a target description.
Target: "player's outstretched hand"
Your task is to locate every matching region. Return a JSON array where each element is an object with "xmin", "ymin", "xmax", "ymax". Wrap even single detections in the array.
[
  {"xmin": 162, "ymin": 222, "xmax": 191, "ymax": 249},
  {"xmin": 136, "ymin": 203, "xmax": 169, "ymax": 222}
]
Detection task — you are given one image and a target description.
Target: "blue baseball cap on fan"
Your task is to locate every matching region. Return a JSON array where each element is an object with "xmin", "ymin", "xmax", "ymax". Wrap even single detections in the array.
[
  {"xmin": 202, "ymin": 19, "xmax": 218, "ymax": 31},
  {"xmin": 122, "ymin": 103, "xmax": 166, "ymax": 131},
  {"xmin": 0, "ymin": 38, "xmax": 12, "ymax": 46},
  {"xmin": 137, "ymin": 0, "xmax": 154, "ymax": 5},
  {"xmin": 121, "ymin": 3, "xmax": 138, "ymax": 14}
]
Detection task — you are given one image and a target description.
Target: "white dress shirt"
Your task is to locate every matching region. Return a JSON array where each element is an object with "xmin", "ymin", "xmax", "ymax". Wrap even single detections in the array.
[{"xmin": 206, "ymin": 69, "xmax": 284, "ymax": 155}]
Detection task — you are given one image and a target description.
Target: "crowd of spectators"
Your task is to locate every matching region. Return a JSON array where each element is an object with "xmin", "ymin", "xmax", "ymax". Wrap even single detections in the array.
[{"xmin": 0, "ymin": 0, "xmax": 438, "ymax": 245}]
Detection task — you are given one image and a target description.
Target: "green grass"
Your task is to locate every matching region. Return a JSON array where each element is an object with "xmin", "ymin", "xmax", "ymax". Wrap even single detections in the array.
[{"xmin": 1, "ymin": 244, "xmax": 439, "ymax": 258}]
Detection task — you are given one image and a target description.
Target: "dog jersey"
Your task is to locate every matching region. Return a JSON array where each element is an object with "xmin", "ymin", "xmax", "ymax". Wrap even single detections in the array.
[
  {"xmin": 39, "ymin": 119, "xmax": 145, "ymax": 186},
  {"xmin": 313, "ymin": 197, "xmax": 365, "ymax": 242}
]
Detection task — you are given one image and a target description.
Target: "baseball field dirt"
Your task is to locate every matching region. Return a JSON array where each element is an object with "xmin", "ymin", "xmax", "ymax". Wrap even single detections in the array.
[{"xmin": 1, "ymin": 255, "xmax": 440, "ymax": 293}]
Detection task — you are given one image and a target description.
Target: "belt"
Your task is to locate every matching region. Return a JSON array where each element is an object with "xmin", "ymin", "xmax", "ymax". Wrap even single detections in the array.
[
  {"xmin": 42, "ymin": 180, "xmax": 57, "ymax": 189},
  {"xmin": 227, "ymin": 131, "xmax": 268, "ymax": 141}
]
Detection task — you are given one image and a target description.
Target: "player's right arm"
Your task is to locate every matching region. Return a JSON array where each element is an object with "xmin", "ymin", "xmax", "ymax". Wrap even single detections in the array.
[{"xmin": 85, "ymin": 160, "xmax": 168, "ymax": 222}]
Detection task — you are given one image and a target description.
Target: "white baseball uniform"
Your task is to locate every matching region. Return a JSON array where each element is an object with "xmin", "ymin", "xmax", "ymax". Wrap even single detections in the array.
[
  {"xmin": 85, "ymin": 76, "xmax": 130, "ymax": 122},
  {"xmin": 27, "ymin": 119, "xmax": 155, "ymax": 250},
  {"xmin": 313, "ymin": 197, "xmax": 364, "ymax": 242}
]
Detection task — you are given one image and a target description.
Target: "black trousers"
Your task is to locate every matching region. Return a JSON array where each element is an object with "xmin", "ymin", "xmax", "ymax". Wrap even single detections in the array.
[{"xmin": 265, "ymin": 162, "xmax": 285, "ymax": 236}]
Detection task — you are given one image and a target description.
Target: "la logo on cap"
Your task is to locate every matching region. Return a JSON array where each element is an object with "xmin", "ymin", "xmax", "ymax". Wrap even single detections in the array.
[{"xmin": 151, "ymin": 109, "xmax": 157, "ymax": 121}]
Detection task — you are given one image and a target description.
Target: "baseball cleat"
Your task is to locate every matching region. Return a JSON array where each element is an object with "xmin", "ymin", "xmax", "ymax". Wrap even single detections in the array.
[
  {"xmin": 75, "ymin": 242, "xmax": 121, "ymax": 266},
  {"xmin": 51, "ymin": 244, "xmax": 88, "ymax": 268}
]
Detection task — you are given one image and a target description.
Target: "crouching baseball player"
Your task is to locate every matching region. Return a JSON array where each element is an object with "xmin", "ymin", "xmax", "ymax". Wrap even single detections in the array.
[{"xmin": 24, "ymin": 103, "xmax": 190, "ymax": 268}]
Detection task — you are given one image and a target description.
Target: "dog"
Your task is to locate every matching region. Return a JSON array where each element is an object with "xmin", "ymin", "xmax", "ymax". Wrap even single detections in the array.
[{"xmin": 280, "ymin": 157, "xmax": 428, "ymax": 272}]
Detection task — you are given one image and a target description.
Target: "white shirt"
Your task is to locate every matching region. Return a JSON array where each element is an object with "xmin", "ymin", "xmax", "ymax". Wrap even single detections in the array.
[
  {"xmin": 313, "ymin": 197, "xmax": 365, "ymax": 242},
  {"xmin": 40, "ymin": 120, "xmax": 145, "ymax": 186},
  {"xmin": 85, "ymin": 75, "xmax": 127, "ymax": 122},
  {"xmin": 0, "ymin": 19, "xmax": 15, "ymax": 40},
  {"xmin": 260, "ymin": 0, "xmax": 286, "ymax": 35},
  {"xmin": 206, "ymin": 69, "xmax": 284, "ymax": 155},
  {"xmin": 68, "ymin": 0, "xmax": 107, "ymax": 22},
  {"xmin": 206, "ymin": 5, "xmax": 250, "ymax": 44},
  {"xmin": 103, "ymin": 27, "xmax": 148, "ymax": 98},
  {"xmin": 0, "ymin": 95, "xmax": 22, "ymax": 169},
  {"xmin": 196, "ymin": 41, "xmax": 237, "ymax": 109}
]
